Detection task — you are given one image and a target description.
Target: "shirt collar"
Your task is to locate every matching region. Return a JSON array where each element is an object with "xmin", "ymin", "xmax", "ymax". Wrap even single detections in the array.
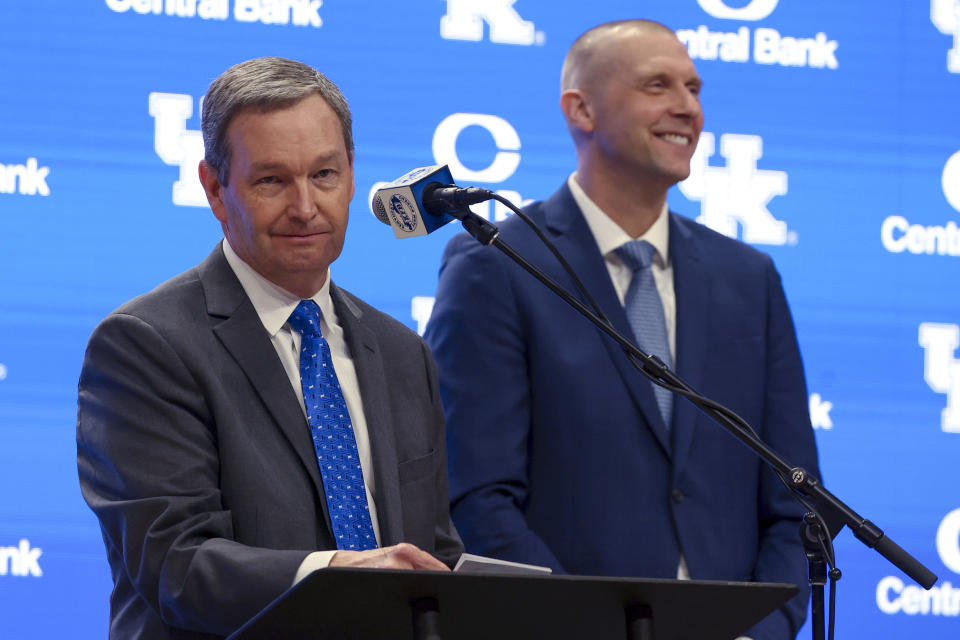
[
  {"xmin": 221, "ymin": 239, "xmax": 338, "ymax": 337},
  {"xmin": 567, "ymin": 173, "xmax": 671, "ymax": 267}
]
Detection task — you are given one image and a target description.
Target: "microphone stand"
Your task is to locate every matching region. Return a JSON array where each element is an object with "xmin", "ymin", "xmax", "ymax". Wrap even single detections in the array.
[{"xmin": 450, "ymin": 205, "xmax": 937, "ymax": 640}]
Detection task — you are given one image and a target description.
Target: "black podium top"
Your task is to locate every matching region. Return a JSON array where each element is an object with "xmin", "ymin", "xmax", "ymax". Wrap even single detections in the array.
[{"xmin": 228, "ymin": 568, "xmax": 796, "ymax": 640}]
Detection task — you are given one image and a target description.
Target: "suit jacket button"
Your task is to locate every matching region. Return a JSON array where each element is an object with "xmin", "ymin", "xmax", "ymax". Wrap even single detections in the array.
[{"xmin": 671, "ymin": 488, "xmax": 686, "ymax": 503}]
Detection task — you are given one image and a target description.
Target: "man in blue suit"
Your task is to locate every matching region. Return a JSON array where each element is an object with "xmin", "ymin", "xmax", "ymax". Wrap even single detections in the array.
[{"xmin": 425, "ymin": 20, "xmax": 819, "ymax": 639}]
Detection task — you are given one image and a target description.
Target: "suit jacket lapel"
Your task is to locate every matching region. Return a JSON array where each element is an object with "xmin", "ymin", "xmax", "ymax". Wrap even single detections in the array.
[
  {"xmin": 542, "ymin": 186, "xmax": 672, "ymax": 457},
  {"xmin": 669, "ymin": 215, "xmax": 710, "ymax": 475},
  {"xmin": 198, "ymin": 246, "xmax": 332, "ymax": 528},
  {"xmin": 331, "ymin": 284, "xmax": 403, "ymax": 548}
]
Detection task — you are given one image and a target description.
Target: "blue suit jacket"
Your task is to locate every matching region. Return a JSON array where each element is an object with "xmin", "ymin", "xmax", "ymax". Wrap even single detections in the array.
[{"xmin": 425, "ymin": 184, "xmax": 820, "ymax": 639}]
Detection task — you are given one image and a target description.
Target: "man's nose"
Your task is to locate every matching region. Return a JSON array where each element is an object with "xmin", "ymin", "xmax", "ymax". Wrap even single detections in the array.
[
  {"xmin": 287, "ymin": 180, "xmax": 315, "ymax": 220},
  {"xmin": 672, "ymin": 87, "xmax": 702, "ymax": 119}
]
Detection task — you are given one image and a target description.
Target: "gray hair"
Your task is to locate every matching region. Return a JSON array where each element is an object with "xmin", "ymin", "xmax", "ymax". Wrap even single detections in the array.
[{"xmin": 201, "ymin": 56, "xmax": 353, "ymax": 185}]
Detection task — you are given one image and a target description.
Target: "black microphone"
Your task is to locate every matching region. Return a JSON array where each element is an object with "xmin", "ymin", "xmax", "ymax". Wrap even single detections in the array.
[
  {"xmin": 371, "ymin": 164, "xmax": 494, "ymax": 239},
  {"xmin": 420, "ymin": 184, "xmax": 494, "ymax": 215}
]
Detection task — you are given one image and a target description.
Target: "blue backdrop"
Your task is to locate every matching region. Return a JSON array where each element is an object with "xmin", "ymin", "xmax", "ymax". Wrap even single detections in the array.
[{"xmin": 1, "ymin": 1, "xmax": 959, "ymax": 637}]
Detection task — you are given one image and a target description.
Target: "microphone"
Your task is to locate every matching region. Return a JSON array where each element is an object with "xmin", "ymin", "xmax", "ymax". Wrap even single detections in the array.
[
  {"xmin": 371, "ymin": 164, "xmax": 494, "ymax": 239},
  {"xmin": 421, "ymin": 184, "xmax": 494, "ymax": 214}
]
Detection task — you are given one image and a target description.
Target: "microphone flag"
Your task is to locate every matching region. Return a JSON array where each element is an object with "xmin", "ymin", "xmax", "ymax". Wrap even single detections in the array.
[{"xmin": 372, "ymin": 164, "xmax": 457, "ymax": 239}]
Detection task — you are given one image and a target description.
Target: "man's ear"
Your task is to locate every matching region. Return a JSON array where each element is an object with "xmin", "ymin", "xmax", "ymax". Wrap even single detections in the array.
[
  {"xmin": 560, "ymin": 89, "xmax": 595, "ymax": 135},
  {"xmin": 198, "ymin": 160, "xmax": 227, "ymax": 223}
]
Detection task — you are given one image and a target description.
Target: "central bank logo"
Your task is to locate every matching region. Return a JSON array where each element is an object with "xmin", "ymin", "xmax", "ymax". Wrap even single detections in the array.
[
  {"xmin": 441, "ymin": 0, "xmax": 543, "ymax": 45},
  {"xmin": 881, "ymin": 151, "xmax": 960, "ymax": 256},
  {"xmin": 149, "ymin": 92, "xmax": 206, "ymax": 207},
  {"xmin": 938, "ymin": 508, "xmax": 960, "ymax": 574},
  {"xmin": 0, "ymin": 539, "xmax": 42, "ymax": 577},
  {"xmin": 405, "ymin": 111, "xmax": 532, "ymax": 332},
  {"xmin": 105, "ymin": 0, "xmax": 323, "ymax": 27},
  {"xmin": 809, "ymin": 393, "xmax": 833, "ymax": 430},
  {"xmin": 432, "ymin": 113, "xmax": 520, "ymax": 184},
  {"xmin": 366, "ymin": 112, "xmax": 529, "ymax": 224},
  {"xmin": 877, "ymin": 508, "xmax": 960, "ymax": 616},
  {"xmin": 0, "ymin": 158, "xmax": 51, "ymax": 197},
  {"xmin": 697, "ymin": 0, "xmax": 778, "ymax": 21},
  {"xmin": 682, "ymin": 0, "xmax": 838, "ymax": 68},
  {"xmin": 919, "ymin": 322, "xmax": 960, "ymax": 433},
  {"xmin": 932, "ymin": 0, "xmax": 960, "ymax": 73},
  {"xmin": 943, "ymin": 150, "xmax": 960, "ymax": 212},
  {"xmin": 430, "ymin": 112, "xmax": 531, "ymax": 222},
  {"xmin": 679, "ymin": 132, "xmax": 792, "ymax": 246}
]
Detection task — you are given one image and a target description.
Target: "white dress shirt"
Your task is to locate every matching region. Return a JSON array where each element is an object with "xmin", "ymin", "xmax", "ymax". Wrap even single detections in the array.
[
  {"xmin": 221, "ymin": 240, "xmax": 380, "ymax": 583},
  {"xmin": 567, "ymin": 174, "xmax": 676, "ymax": 362},
  {"xmin": 567, "ymin": 175, "xmax": 692, "ymax": 582}
]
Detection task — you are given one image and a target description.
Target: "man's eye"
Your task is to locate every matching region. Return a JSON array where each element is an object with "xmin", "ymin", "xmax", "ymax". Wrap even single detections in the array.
[
  {"xmin": 258, "ymin": 176, "xmax": 279, "ymax": 184},
  {"xmin": 314, "ymin": 169, "xmax": 334, "ymax": 179}
]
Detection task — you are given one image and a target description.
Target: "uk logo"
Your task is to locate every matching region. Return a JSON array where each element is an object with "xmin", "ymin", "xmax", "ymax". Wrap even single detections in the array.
[
  {"xmin": 678, "ymin": 132, "xmax": 792, "ymax": 246},
  {"xmin": 918, "ymin": 322, "xmax": 960, "ymax": 433},
  {"xmin": 440, "ymin": 0, "xmax": 543, "ymax": 45},
  {"xmin": 149, "ymin": 92, "xmax": 206, "ymax": 207},
  {"xmin": 932, "ymin": 0, "xmax": 960, "ymax": 73},
  {"xmin": 696, "ymin": 0, "xmax": 778, "ymax": 21}
]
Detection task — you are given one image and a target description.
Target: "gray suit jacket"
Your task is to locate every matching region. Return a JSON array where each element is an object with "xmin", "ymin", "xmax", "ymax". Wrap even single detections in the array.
[{"xmin": 77, "ymin": 245, "xmax": 462, "ymax": 639}]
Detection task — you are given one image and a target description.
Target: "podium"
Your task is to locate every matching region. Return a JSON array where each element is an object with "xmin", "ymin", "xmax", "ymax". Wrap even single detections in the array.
[{"xmin": 227, "ymin": 568, "xmax": 797, "ymax": 640}]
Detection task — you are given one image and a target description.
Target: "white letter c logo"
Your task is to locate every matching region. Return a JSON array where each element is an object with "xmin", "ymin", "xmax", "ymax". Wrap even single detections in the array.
[
  {"xmin": 696, "ymin": 0, "xmax": 778, "ymax": 21},
  {"xmin": 432, "ymin": 113, "xmax": 521, "ymax": 183},
  {"xmin": 942, "ymin": 150, "xmax": 960, "ymax": 212},
  {"xmin": 937, "ymin": 507, "xmax": 960, "ymax": 574}
]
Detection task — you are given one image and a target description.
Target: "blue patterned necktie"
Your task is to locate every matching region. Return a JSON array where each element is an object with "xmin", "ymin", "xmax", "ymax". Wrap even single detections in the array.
[
  {"xmin": 287, "ymin": 300, "xmax": 377, "ymax": 551},
  {"xmin": 615, "ymin": 240, "xmax": 674, "ymax": 428}
]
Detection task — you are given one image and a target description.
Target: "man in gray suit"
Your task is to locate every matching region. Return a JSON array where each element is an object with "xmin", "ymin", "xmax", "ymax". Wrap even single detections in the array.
[{"xmin": 77, "ymin": 57, "xmax": 462, "ymax": 639}]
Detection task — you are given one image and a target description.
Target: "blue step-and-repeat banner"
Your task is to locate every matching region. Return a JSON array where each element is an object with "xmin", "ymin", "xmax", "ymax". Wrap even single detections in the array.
[{"xmin": 1, "ymin": 1, "xmax": 959, "ymax": 637}]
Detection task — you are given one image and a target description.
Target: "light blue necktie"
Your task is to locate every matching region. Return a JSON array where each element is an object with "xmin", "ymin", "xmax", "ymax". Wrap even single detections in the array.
[
  {"xmin": 615, "ymin": 240, "xmax": 674, "ymax": 428},
  {"xmin": 288, "ymin": 300, "xmax": 377, "ymax": 551}
]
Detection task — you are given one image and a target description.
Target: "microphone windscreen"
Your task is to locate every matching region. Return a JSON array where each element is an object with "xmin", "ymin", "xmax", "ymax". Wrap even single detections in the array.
[{"xmin": 371, "ymin": 192, "xmax": 390, "ymax": 224}]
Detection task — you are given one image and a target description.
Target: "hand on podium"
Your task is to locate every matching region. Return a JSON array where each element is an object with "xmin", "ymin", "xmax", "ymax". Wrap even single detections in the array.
[{"xmin": 330, "ymin": 543, "xmax": 451, "ymax": 571}]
